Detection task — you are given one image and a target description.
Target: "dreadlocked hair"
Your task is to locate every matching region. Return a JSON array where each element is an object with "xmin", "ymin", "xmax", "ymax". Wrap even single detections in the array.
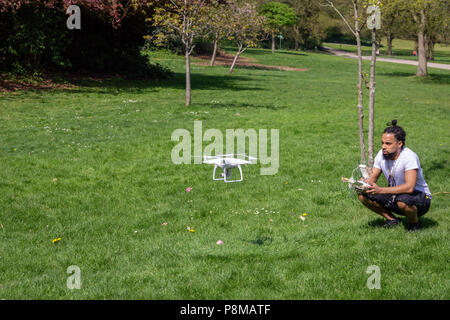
[{"xmin": 383, "ymin": 119, "xmax": 406, "ymax": 147}]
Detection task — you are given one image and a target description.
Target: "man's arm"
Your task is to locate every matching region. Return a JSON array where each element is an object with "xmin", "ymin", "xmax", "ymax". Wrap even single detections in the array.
[
  {"xmin": 367, "ymin": 167, "xmax": 382, "ymax": 185},
  {"xmin": 367, "ymin": 169, "xmax": 417, "ymax": 195}
]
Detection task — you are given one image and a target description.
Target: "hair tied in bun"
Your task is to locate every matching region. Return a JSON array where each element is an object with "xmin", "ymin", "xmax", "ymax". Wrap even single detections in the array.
[{"xmin": 386, "ymin": 119, "xmax": 398, "ymax": 126}]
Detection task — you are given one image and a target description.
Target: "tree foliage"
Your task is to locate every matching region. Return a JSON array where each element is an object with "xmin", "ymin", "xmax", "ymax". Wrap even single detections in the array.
[
  {"xmin": 0, "ymin": 0, "xmax": 172, "ymax": 78},
  {"xmin": 260, "ymin": 1, "xmax": 297, "ymax": 30}
]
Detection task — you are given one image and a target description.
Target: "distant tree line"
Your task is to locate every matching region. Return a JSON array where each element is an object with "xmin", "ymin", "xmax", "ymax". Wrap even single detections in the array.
[{"xmin": 1, "ymin": 0, "xmax": 448, "ymax": 81}]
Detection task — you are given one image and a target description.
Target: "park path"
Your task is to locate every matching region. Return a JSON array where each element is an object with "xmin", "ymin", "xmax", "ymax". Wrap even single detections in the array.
[{"xmin": 323, "ymin": 47, "xmax": 450, "ymax": 71}]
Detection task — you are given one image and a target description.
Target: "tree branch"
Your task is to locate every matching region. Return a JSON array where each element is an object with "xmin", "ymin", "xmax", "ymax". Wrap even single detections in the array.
[{"xmin": 318, "ymin": 0, "xmax": 356, "ymax": 36}]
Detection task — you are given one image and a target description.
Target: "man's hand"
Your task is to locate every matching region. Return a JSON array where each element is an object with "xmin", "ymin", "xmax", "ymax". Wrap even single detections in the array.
[{"xmin": 366, "ymin": 182, "xmax": 383, "ymax": 195}]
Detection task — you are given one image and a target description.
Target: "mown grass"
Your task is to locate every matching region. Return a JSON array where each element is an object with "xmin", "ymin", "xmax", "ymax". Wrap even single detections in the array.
[
  {"xmin": 0, "ymin": 46, "xmax": 449, "ymax": 299},
  {"xmin": 324, "ymin": 39, "xmax": 450, "ymax": 65}
]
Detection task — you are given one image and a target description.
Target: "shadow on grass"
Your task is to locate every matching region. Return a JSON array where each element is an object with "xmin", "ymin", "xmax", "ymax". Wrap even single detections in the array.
[
  {"xmin": 1, "ymin": 71, "xmax": 263, "ymax": 95},
  {"xmin": 378, "ymin": 72, "xmax": 450, "ymax": 85},
  {"xmin": 276, "ymin": 51, "xmax": 308, "ymax": 57},
  {"xmin": 426, "ymin": 157, "xmax": 449, "ymax": 175},
  {"xmin": 245, "ymin": 236, "xmax": 274, "ymax": 246},
  {"xmin": 196, "ymin": 102, "xmax": 286, "ymax": 110},
  {"xmin": 70, "ymin": 72, "xmax": 262, "ymax": 93},
  {"xmin": 367, "ymin": 217, "xmax": 438, "ymax": 230}
]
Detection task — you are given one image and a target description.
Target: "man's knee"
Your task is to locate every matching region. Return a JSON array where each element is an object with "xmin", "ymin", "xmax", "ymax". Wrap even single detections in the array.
[
  {"xmin": 397, "ymin": 201, "xmax": 417, "ymax": 212},
  {"xmin": 358, "ymin": 194, "xmax": 367, "ymax": 203},
  {"xmin": 397, "ymin": 201, "xmax": 407, "ymax": 210}
]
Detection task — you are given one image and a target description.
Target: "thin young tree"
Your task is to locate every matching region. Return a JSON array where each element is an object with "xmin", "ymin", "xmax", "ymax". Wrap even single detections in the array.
[
  {"xmin": 320, "ymin": 0, "xmax": 367, "ymax": 165},
  {"xmin": 366, "ymin": 1, "xmax": 382, "ymax": 168},
  {"xmin": 203, "ymin": 0, "xmax": 234, "ymax": 66},
  {"xmin": 227, "ymin": 1, "xmax": 268, "ymax": 74},
  {"xmin": 149, "ymin": 0, "xmax": 209, "ymax": 106}
]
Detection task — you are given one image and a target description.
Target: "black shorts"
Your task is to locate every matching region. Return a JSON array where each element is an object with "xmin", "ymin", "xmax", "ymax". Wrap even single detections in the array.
[{"xmin": 363, "ymin": 190, "xmax": 431, "ymax": 217}]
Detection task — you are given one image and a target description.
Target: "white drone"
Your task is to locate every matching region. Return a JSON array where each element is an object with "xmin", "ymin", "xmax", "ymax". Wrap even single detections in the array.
[
  {"xmin": 202, "ymin": 154, "xmax": 257, "ymax": 183},
  {"xmin": 341, "ymin": 164, "xmax": 371, "ymax": 191}
]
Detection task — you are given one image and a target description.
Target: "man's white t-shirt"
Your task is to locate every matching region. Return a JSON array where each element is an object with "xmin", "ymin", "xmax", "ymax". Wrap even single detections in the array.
[{"xmin": 373, "ymin": 147, "xmax": 431, "ymax": 198}]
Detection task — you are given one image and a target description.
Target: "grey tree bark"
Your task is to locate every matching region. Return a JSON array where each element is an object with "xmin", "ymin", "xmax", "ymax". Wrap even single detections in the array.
[
  {"xmin": 368, "ymin": 25, "xmax": 377, "ymax": 168},
  {"xmin": 416, "ymin": 9, "xmax": 427, "ymax": 77},
  {"xmin": 426, "ymin": 36, "xmax": 435, "ymax": 61},
  {"xmin": 385, "ymin": 32, "xmax": 393, "ymax": 56},
  {"xmin": 322, "ymin": 0, "xmax": 367, "ymax": 164},
  {"xmin": 228, "ymin": 44, "xmax": 244, "ymax": 74},
  {"xmin": 293, "ymin": 25, "xmax": 300, "ymax": 51},
  {"xmin": 354, "ymin": 1, "xmax": 366, "ymax": 165},
  {"xmin": 272, "ymin": 31, "xmax": 276, "ymax": 53},
  {"xmin": 210, "ymin": 36, "xmax": 219, "ymax": 66},
  {"xmin": 185, "ymin": 50, "xmax": 191, "ymax": 106}
]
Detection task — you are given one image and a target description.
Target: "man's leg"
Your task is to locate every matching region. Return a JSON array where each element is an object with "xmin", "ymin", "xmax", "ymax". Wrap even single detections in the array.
[
  {"xmin": 396, "ymin": 201, "xmax": 419, "ymax": 223},
  {"xmin": 358, "ymin": 194, "xmax": 397, "ymax": 221}
]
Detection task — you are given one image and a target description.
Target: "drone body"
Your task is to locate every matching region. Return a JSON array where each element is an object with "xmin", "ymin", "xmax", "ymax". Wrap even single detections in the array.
[
  {"xmin": 341, "ymin": 164, "xmax": 371, "ymax": 191},
  {"xmin": 202, "ymin": 154, "xmax": 256, "ymax": 183}
]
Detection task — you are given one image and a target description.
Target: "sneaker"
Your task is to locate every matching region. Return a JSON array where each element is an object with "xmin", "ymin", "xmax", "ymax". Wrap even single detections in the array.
[
  {"xmin": 383, "ymin": 218, "xmax": 401, "ymax": 228},
  {"xmin": 407, "ymin": 221, "xmax": 422, "ymax": 232}
]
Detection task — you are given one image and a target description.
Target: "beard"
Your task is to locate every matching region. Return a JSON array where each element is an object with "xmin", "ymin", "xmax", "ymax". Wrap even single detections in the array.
[{"xmin": 383, "ymin": 152, "xmax": 396, "ymax": 160}]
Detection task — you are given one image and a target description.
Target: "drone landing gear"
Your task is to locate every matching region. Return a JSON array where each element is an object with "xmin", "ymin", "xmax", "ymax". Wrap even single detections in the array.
[{"xmin": 213, "ymin": 165, "xmax": 243, "ymax": 183}]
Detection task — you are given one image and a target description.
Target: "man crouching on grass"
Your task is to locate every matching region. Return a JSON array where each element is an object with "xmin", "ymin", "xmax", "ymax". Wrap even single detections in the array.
[{"xmin": 359, "ymin": 120, "xmax": 432, "ymax": 231}]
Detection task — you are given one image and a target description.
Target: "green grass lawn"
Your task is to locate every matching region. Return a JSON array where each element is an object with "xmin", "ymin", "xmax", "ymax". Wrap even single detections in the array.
[
  {"xmin": 0, "ymin": 47, "xmax": 449, "ymax": 299},
  {"xmin": 324, "ymin": 39, "xmax": 450, "ymax": 65}
]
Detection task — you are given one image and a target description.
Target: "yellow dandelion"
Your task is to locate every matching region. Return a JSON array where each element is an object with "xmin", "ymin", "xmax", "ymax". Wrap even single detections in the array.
[
  {"xmin": 189, "ymin": 229, "xmax": 195, "ymax": 233},
  {"xmin": 302, "ymin": 213, "xmax": 308, "ymax": 216},
  {"xmin": 52, "ymin": 237, "xmax": 62, "ymax": 244}
]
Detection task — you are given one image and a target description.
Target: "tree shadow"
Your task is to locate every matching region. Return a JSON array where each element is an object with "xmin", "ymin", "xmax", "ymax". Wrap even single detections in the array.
[
  {"xmin": 378, "ymin": 72, "xmax": 450, "ymax": 85},
  {"xmin": 277, "ymin": 51, "xmax": 308, "ymax": 57},
  {"xmin": 242, "ymin": 236, "xmax": 273, "ymax": 246},
  {"xmin": 248, "ymin": 236, "xmax": 273, "ymax": 246},
  {"xmin": 195, "ymin": 102, "xmax": 286, "ymax": 110},
  {"xmin": 213, "ymin": 63, "xmax": 306, "ymax": 72},
  {"xmin": 53, "ymin": 72, "xmax": 263, "ymax": 94}
]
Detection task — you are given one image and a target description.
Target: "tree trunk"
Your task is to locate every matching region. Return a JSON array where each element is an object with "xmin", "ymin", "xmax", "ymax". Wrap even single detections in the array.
[
  {"xmin": 386, "ymin": 32, "xmax": 393, "ymax": 56},
  {"xmin": 354, "ymin": 1, "xmax": 366, "ymax": 165},
  {"xmin": 426, "ymin": 37, "xmax": 434, "ymax": 61},
  {"xmin": 293, "ymin": 25, "xmax": 300, "ymax": 51},
  {"xmin": 185, "ymin": 50, "xmax": 191, "ymax": 106},
  {"xmin": 272, "ymin": 31, "xmax": 275, "ymax": 54},
  {"xmin": 368, "ymin": 26, "xmax": 377, "ymax": 168},
  {"xmin": 228, "ymin": 46, "xmax": 242, "ymax": 74},
  {"xmin": 210, "ymin": 37, "xmax": 219, "ymax": 66},
  {"xmin": 416, "ymin": 10, "xmax": 427, "ymax": 77}
]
